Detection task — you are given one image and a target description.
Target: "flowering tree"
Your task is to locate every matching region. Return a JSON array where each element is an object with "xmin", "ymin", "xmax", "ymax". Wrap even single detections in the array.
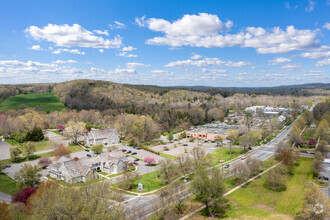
[
  {"xmin": 38, "ymin": 157, "xmax": 52, "ymax": 168},
  {"xmin": 56, "ymin": 125, "xmax": 65, "ymax": 131},
  {"xmin": 144, "ymin": 157, "xmax": 156, "ymax": 165},
  {"xmin": 308, "ymin": 138, "xmax": 317, "ymax": 146},
  {"xmin": 12, "ymin": 187, "xmax": 37, "ymax": 204}
]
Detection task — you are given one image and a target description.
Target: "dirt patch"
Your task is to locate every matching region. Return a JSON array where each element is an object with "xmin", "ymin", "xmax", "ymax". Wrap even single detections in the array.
[{"xmin": 254, "ymin": 204, "xmax": 275, "ymax": 212}]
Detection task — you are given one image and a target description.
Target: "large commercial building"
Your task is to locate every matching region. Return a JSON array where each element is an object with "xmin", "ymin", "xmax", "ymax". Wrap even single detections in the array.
[{"xmin": 185, "ymin": 122, "xmax": 234, "ymax": 140}]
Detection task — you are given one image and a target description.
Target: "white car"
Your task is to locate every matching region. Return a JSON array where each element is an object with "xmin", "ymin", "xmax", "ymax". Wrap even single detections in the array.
[{"xmin": 241, "ymin": 156, "xmax": 246, "ymax": 160}]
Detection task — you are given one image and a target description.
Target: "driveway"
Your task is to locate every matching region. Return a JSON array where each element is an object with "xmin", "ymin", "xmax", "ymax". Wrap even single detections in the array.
[{"xmin": 0, "ymin": 140, "xmax": 11, "ymax": 160}]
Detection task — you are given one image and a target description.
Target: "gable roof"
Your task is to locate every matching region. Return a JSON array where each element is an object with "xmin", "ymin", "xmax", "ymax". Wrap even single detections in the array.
[{"xmin": 85, "ymin": 128, "xmax": 119, "ymax": 140}]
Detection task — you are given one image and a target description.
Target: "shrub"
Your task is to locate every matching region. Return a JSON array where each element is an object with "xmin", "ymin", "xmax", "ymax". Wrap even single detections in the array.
[
  {"xmin": 308, "ymin": 138, "xmax": 317, "ymax": 146},
  {"xmin": 38, "ymin": 157, "xmax": 52, "ymax": 168},
  {"xmin": 10, "ymin": 132, "xmax": 26, "ymax": 143},
  {"xmin": 12, "ymin": 187, "xmax": 36, "ymax": 204}
]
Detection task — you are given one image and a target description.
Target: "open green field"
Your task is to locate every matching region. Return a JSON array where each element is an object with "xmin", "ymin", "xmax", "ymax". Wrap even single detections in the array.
[
  {"xmin": 6, "ymin": 139, "xmax": 57, "ymax": 153},
  {"xmin": 0, "ymin": 92, "xmax": 65, "ymax": 112},
  {"xmin": 211, "ymin": 147, "xmax": 245, "ymax": 165},
  {"xmin": 221, "ymin": 157, "xmax": 312, "ymax": 219},
  {"xmin": 0, "ymin": 171, "xmax": 18, "ymax": 195},
  {"xmin": 114, "ymin": 170, "xmax": 165, "ymax": 193}
]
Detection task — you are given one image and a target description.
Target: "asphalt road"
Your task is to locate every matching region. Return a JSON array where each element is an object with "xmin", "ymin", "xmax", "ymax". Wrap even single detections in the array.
[
  {"xmin": 0, "ymin": 140, "xmax": 11, "ymax": 160},
  {"xmin": 123, "ymin": 106, "xmax": 310, "ymax": 219},
  {"xmin": 0, "ymin": 191, "xmax": 11, "ymax": 203}
]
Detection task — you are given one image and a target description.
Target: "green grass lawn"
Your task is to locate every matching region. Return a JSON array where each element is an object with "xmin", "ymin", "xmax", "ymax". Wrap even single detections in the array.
[
  {"xmin": 0, "ymin": 171, "xmax": 18, "ymax": 195},
  {"xmin": 68, "ymin": 144, "xmax": 84, "ymax": 153},
  {"xmin": 51, "ymin": 130, "xmax": 62, "ymax": 135},
  {"xmin": 0, "ymin": 92, "xmax": 65, "ymax": 112},
  {"xmin": 211, "ymin": 147, "xmax": 244, "ymax": 165},
  {"xmin": 222, "ymin": 157, "xmax": 312, "ymax": 219},
  {"xmin": 160, "ymin": 152, "xmax": 177, "ymax": 160},
  {"xmin": 6, "ymin": 139, "xmax": 57, "ymax": 153},
  {"xmin": 115, "ymin": 170, "xmax": 165, "ymax": 193}
]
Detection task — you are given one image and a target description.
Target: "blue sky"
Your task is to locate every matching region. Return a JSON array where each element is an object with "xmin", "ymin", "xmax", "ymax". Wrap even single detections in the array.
[{"xmin": 0, "ymin": 0, "xmax": 329, "ymax": 87}]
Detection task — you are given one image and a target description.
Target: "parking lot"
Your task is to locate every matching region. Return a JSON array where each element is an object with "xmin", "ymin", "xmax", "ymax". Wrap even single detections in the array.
[
  {"xmin": 2, "ymin": 144, "xmax": 165, "ymax": 180},
  {"xmin": 151, "ymin": 139, "xmax": 223, "ymax": 157}
]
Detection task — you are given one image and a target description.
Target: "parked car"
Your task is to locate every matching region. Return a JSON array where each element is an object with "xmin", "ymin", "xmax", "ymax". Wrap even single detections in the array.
[
  {"xmin": 133, "ymin": 162, "xmax": 139, "ymax": 165},
  {"xmin": 125, "ymin": 155, "xmax": 129, "ymax": 157},
  {"xmin": 210, "ymin": 147, "xmax": 215, "ymax": 150},
  {"xmin": 211, "ymin": 141, "xmax": 215, "ymax": 143},
  {"xmin": 3, "ymin": 164, "xmax": 11, "ymax": 169},
  {"xmin": 85, "ymin": 149, "xmax": 90, "ymax": 152},
  {"xmin": 224, "ymin": 164, "xmax": 230, "ymax": 168},
  {"xmin": 127, "ymin": 150, "xmax": 132, "ymax": 154},
  {"xmin": 131, "ymin": 152, "xmax": 137, "ymax": 155},
  {"xmin": 133, "ymin": 146, "xmax": 138, "ymax": 149},
  {"xmin": 122, "ymin": 149, "xmax": 127, "ymax": 152},
  {"xmin": 204, "ymin": 140, "xmax": 209, "ymax": 143},
  {"xmin": 183, "ymin": 144, "xmax": 188, "ymax": 146},
  {"xmin": 241, "ymin": 156, "xmax": 246, "ymax": 160},
  {"xmin": 134, "ymin": 158, "xmax": 140, "ymax": 161},
  {"xmin": 87, "ymin": 154, "xmax": 92, "ymax": 157},
  {"xmin": 137, "ymin": 147, "xmax": 141, "ymax": 150}
]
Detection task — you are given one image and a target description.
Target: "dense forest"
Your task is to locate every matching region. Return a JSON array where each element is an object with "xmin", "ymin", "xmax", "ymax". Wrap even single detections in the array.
[{"xmin": 0, "ymin": 79, "xmax": 328, "ymax": 144}]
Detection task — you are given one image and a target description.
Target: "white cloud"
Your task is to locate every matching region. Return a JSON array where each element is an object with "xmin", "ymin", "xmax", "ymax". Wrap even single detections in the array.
[
  {"xmin": 315, "ymin": 58, "xmax": 330, "ymax": 66},
  {"xmin": 191, "ymin": 54, "xmax": 202, "ymax": 60},
  {"xmin": 237, "ymin": 72, "xmax": 248, "ymax": 76},
  {"xmin": 304, "ymin": 73, "xmax": 319, "ymax": 76},
  {"xmin": 98, "ymin": 49, "xmax": 104, "ymax": 53},
  {"xmin": 165, "ymin": 56, "xmax": 252, "ymax": 68},
  {"xmin": 93, "ymin": 30, "xmax": 109, "ymax": 36},
  {"xmin": 202, "ymin": 68, "xmax": 228, "ymax": 74},
  {"xmin": 117, "ymin": 52, "xmax": 138, "ymax": 58},
  {"xmin": 323, "ymin": 23, "xmax": 330, "ymax": 30},
  {"xmin": 126, "ymin": 62, "xmax": 150, "ymax": 69},
  {"xmin": 26, "ymin": 24, "xmax": 122, "ymax": 49},
  {"xmin": 0, "ymin": 60, "xmax": 57, "ymax": 68},
  {"xmin": 281, "ymin": 63, "xmax": 301, "ymax": 70},
  {"xmin": 109, "ymin": 21, "xmax": 126, "ymax": 29},
  {"xmin": 141, "ymin": 14, "xmax": 319, "ymax": 54},
  {"xmin": 53, "ymin": 60, "xmax": 77, "ymax": 64},
  {"xmin": 122, "ymin": 46, "xmax": 137, "ymax": 52},
  {"xmin": 31, "ymin": 45, "xmax": 42, "ymax": 50},
  {"xmin": 52, "ymin": 48, "xmax": 85, "ymax": 55},
  {"xmin": 139, "ymin": 13, "xmax": 232, "ymax": 37},
  {"xmin": 305, "ymin": 0, "xmax": 316, "ymax": 12},
  {"xmin": 135, "ymin": 15, "xmax": 147, "ymax": 27},
  {"xmin": 151, "ymin": 70, "xmax": 170, "ymax": 74},
  {"xmin": 299, "ymin": 50, "xmax": 330, "ymax": 59},
  {"xmin": 269, "ymin": 57, "xmax": 291, "ymax": 65}
]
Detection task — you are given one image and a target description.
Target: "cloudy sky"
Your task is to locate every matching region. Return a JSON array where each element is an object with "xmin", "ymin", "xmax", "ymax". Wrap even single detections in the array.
[{"xmin": 0, "ymin": 0, "xmax": 329, "ymax": 87}]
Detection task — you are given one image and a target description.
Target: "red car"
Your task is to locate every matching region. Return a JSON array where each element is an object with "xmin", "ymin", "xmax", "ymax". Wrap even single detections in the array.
[
  {"xmin": 137, "ymin": 147, "xmax": 141, "ymax": 150},
  {"xmin": 122, "ymin": 149, "xmax": 127, "ymax": 152},
  {"xmin": 133, "ymin": 162, "xmax": 139, "ymax": 165}
]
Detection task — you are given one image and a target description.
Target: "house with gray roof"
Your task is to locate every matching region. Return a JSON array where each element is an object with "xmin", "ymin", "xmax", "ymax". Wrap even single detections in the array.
[
  {"xmin": 84, "ymin": 128, "xmax": 120, "ymax": 147},
  {"xmin": 49, "ymin": 150, "xmax": 128, "ymax": 183}
]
